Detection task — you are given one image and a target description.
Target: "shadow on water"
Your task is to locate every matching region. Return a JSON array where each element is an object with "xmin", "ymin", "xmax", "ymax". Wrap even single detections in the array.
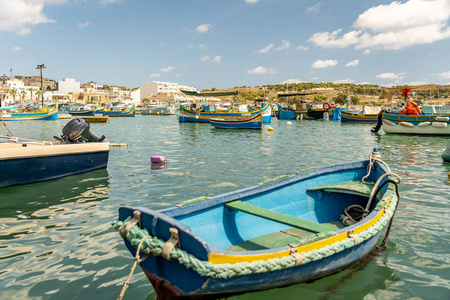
[{"xmin": 0, "ymin": 169, "xmax": 110, "ymax": 219}]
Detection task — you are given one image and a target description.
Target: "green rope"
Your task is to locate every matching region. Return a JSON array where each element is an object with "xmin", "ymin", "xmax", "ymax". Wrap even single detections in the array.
[{"xmin": 111, "ymin": 192, "xmax": 398, "ymax": 279}]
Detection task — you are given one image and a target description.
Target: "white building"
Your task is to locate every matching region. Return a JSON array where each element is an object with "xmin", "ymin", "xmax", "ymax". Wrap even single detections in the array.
[
  {"xmin": 140, "ymin": 81, "xmax": 198, "ymax": 101},
  {"xmin": 57, "ymin": 78, "xmax": 81, "ymax": 94}
]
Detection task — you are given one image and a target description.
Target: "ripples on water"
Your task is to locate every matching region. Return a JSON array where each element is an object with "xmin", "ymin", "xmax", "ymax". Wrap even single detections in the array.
[{"xmin": 0, "ymin": 116, "xmax": 449, "ymax": 299}]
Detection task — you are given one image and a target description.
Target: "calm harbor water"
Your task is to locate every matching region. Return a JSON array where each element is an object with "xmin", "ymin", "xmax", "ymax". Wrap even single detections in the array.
[{"xmin": 0, "ymin": 115, "xmax": 449, "ymax": 300}]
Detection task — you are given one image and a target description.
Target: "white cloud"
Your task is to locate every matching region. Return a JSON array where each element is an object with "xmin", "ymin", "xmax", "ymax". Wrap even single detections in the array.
[
  {"xmin": 295, "ymin": 45, "xmax": 309, "ymax": 51},
  {"xmin": 247, "ymin": 66, "xmax": 278, "ymax": 74},
  {"xmin": 149, "ymin": 73, "xmax": 161, "ymax": 78},
  {"xmin": 78, "ymin": 21, "xmax": 90, "ymax": 28},
  {"xmin": 274, "ymin": 40, "xmax": 291, "ymax": 51},
  {"xmin": 255, "ymin": 43, "xmax": 274, "ymax": 54},
  {"xmin": 345, "ymin": 60, "xmax": 359, "ymax": 67},
  {"xmin": 408, "ymin": 81, "xmax": 428, "ymax": 85},
  {"xmin": 308, "ymin": 29, "xmax": 361, "ymax": 48},
  {"xmin": 196, "ymin": 23, "xmax": 211, "ymax": 34},
  {"xmin": 0, "ymin": 0, "xmax": 61, "ymax": 36},
  {"xmin": 200, "ymin": 56, "xmax": 211, "ymax": 62},
  {"xmin": 280, "ymin": 79, "xmax": 304, "ymax": 84},
  {"xmin": 213, "ymin": 55, "xmax": 222, "ymax": 63},
  {"xmin": 376, "ymin": 72, "xmax": 406, "ymax": 80},
  {"xmin": 437, "ymin": 70, "xmax": 450, "ymax": 79},
  {"xmin": 308, "ymin": 0, "xmax": 450, "ymax": 50},
  {"xmin": 311, "ymin": 59, "xmax": 338, "ymax": 68},
  {"xmin": 363, "ymin": 49, "xmax": 371, "ymax": 55},
  {"xmin": 161, "ymin": 66, "xmax": 175, "ymax": 73},
  {"xmin": 198, "ymin": 44, "xmax": 207, "ymax": 49},
  {"xmin": 245, "ymin": 0, "xmax": 260, "ymax": 4},
  {"xmin": 306, "ymin": 3, "xmax": 321, "ymax": 13},
  {"xmin": 10, "ymin": 46, "xmax": 22, "ymax": 55}
]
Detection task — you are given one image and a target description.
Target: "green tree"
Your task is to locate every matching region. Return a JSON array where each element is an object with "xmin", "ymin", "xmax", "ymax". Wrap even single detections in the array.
[
  {"xmin": 10, "ymin": 89, "xmax": 17, "ymax": 103},
  {"xmin": 28, "ymin": 87, "xmax": 35, "ymax": 101}
]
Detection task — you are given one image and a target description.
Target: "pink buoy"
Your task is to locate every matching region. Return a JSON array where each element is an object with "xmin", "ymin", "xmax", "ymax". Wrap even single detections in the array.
[{"xmin": 151, "ymin": 156, "xmax": 166, "ymax": 164}]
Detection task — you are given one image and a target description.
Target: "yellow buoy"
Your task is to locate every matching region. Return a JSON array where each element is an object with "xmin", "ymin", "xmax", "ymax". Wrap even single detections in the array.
[
  {"xmin": 156, "ymin": 112, "xmax": 160, "ymax": 115},
  {"xmin": 267, "ymin": 126, "xmax": 274, "ymax": 131}
]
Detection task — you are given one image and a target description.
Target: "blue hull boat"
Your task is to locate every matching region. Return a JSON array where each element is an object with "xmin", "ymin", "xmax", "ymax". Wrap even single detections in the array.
[
  {"xmin": 113, "ymin": 149, "xmax": 400, "ymax": 299},
  {"xmin": 179, "ymin": 103, "xmax": 271, "ymax": 124},
  {"xmin": 0, "ymin": 118, "xmax": 109, "ymax": 188},
  {"xmin": 210, "ymin": 113, "xmax": 263, "ymax": 129}
]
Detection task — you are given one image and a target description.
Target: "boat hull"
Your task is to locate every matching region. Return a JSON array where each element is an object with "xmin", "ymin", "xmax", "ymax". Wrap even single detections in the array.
[
  {"xmin": 69, "ymin": 110, "xmax": 96, "ymax": 116},
  {"xmin": 103, "ymin": 105, "xmax": 135, "ymax": 117},
  {"xmin": 0, "ymin": 107, "xmax": 58, "ymax": 121},
  {"xmin": 210, "ymin": 114, "xmax": 262, "ymax": 129},
  {"xmin": 0, "ymin": 142, "xmax": 109, "ymax": 188},
  {"xmin": 341, "ymin": 111, "xmax": 379, "ymax": 123},
  {"xmin": 116, "ymin": 159, "xmax": 398, "ymax": 299},
  {"xmin": 382, "ymin": 113, "xmax": 450, "ymax": 135}
]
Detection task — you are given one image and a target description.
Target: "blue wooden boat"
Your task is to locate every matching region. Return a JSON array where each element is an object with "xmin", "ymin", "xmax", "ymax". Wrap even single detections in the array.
[
  {"xmin": 0, "ymin": 118, "xmax": 109, "ymax": 188},
  {"xmin": 69, "ymin": 109, "xmax": 96, "ymax": 116},
  {"xmin": 0, "ymin": 105, "xmax": 58, "ymax": 121},
  {"xmin": 103, "ymin": 105, "xmax": 135, "ymax": 117},
  {"xmin": 113, "ymin": 149, "xmax": 400, "ymax": 299},
  {"xmin": 341, "ymin": 111, "xmax": 379, "ymax": 123},
  {"xmin": 210, "ymin": 113, "xmax": 263, "ymax": 129},
  {"xmin": 179, "ymin": 102, "xmax": 271, "ymax": 124}
]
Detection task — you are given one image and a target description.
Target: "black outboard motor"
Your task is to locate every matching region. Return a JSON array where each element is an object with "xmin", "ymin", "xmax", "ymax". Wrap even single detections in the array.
[
  {"xmin": 59, "ymin": 118, "xmax": 107, "ymax": 143},
  {"xmin": 371, "ymin": 110, "xmax": 384, "ymax": 133}
]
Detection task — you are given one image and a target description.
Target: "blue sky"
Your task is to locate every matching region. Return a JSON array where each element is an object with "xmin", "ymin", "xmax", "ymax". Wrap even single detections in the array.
[{"xmin": 1, "ymin": 0, "xmax": 450, "ymax": 90}]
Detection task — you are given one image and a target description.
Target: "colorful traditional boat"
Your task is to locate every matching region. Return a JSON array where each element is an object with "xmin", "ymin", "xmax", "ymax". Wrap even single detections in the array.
[
  {"xmin": 210, "ymin": 113, "xmax": 263, "ymax": 129},
  {"xmin": 141, "ymin": 105, "xmax": 175, "ymax": 115},
  {"xmin": 379, "ymin": 113, "xmax": 450, "ymax": 135},
  {"xmin": 113, "ymin": 149, "xmax": 400, "ymax": 299},
  {"xmin": 102, "ymin": 105, "xmax": 135, "ymax": 117},
  {"xmin": 0, "ymin": 105, "xmax": 58, "ymax": 121},
  {"xmin": 0, "ymin": 118, "xmax": 109, "ymax": 188},
  {"xmin": 180, "ymin": 102, "xmax": 271, "ymax": 123},
  {"xmin": 69, "ymin": 109, "xmax": 96, "ymax": 116},
  {"xmin": 341, "ymin": 106, "xmax": 382, "ymax": 123},
  {"xmin": 306, "ymin": 104, "xmax": 338, "ymax": 120}
]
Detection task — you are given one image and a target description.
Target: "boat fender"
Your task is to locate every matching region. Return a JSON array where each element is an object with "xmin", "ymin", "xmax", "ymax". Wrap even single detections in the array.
[
  {"xmin": 436, "ymin": 116, "xmax": 450, "ymax": 122},
  {"xmin": 382, "ymin": 119, "xmax": 395, "ymax": 126},
  {"xmin": 418, "ymin": 122, "xmax": 431, "ymax": 127},
  {"xmin": 431, "ymin": 122, "xmax": 448, "ymax": 128},
  {"xmin": 399, "ymin": 121, "xmax": 414, "ymax": 127}
]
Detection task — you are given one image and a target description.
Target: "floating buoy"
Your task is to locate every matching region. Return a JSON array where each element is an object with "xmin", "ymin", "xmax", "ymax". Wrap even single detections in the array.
[
  {"xmin": 418, "ymin": 122, "xmax": 431, "ymax": 127},
  {"xmin": 323, "ymin": 112, "xmax": 329, "ymax": 121},
  {"xmin": 151, "ymin": 156, "xmax": 167, "ymax": 164},
  {"xmin": 286, "ymin": 121, "xmax": 292, "ymax": 125},
  {"xmin": 267, "ymin": 126, "xmax": 274, "ymax": 131},
  {"xmin": 109, "ymin": 143, "xmax": 128, "ymax": 147},
  {"xmin": 195, "ymin": 115, "xmax": 199, "ymax": 119},
  {"xmin": 156, "ymin": 112, "xmax": 160, "ymax": 115}
]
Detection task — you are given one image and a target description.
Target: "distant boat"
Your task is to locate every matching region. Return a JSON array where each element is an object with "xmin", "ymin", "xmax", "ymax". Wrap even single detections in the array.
[
  {"xmin": 113, "ymin": 148, "xmax": 400, "ymax": 299},
  {"xmin": 69, "ymin": 109, "xmax": 96, "ymax": 116},
  {"xmin": 210, "ymin": 113, "xmax": 263, "ymax": 129},
  {"xmin": 276, "ymin": 93, "xmax": 316, "ymax": 120},
  {"xmin": 141, "ymin": 105, "xmax": 175, "ymax": 115},
  {"xmin": 307, "ymin": 104, "xmax": 338, "ymax": 120},
  {"xmin": 102, "ymin": 104, "xmax": 135, "ymax": 117},
  {"xmin": 373, "ymin": 85, "xmax": 450, "ymax": 135},
  {"xmin": 0, "ymin": 105, "xmax": 58, "ymax": 121},
  {"xmin": 341, "ymin": 106, "xmax": 382, "ymax": 123},
  {"xmin": 0, "ymin": 118, "xmax": 109, "ymax": 188}
]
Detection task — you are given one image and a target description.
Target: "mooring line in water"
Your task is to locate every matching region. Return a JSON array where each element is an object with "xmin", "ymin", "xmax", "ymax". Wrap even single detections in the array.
[{"xmin": 117, "ymin": 235, "xmax": 151, "ymax": 300}]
